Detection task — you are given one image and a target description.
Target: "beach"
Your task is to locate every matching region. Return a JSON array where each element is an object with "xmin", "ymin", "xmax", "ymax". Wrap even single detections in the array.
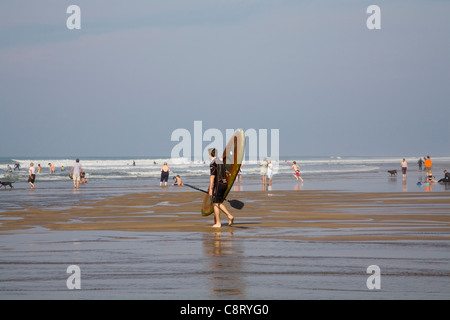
[{"xmin": 1, "ymin": 180, "xmax": 449, "ymax": 300}]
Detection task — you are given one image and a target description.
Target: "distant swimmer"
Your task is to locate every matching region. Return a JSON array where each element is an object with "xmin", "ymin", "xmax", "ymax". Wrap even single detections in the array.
[
  {"xmin": 14, "ymin": 162, "xmax": 20, "ymax": 171},
  {"xmin": 160, "ymin": 162, "xmax": 170, "ymax": 186},
  {"xmin": 48, "ymin": 163, "xmax": 55, "ymax": 174},
  {"xmin": 37, "ymin": 164, "xmax": 42, "ymax": 173},
  {"xmin": 6, "ymin": 165, "xmax": 12, "ymax": 173}
]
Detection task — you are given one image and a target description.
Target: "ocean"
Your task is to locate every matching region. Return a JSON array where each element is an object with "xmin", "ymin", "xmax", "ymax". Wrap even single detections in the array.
[
  {"xmin": 2, "ymin": 155, "xmax": 450, "ymax": 180},
  {"xmin": 1, "ymin": 155, "xmax": 449, "ymax": 186}
]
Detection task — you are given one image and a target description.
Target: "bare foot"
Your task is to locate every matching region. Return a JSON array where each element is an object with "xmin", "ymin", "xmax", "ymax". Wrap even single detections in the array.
[
  {"xmin": 228, "ymin": 217, "xmax": 234, "ymax": 226},
  {"xmin": 212, "ymin": 223, "xmax": 221, "ymax": 228}
]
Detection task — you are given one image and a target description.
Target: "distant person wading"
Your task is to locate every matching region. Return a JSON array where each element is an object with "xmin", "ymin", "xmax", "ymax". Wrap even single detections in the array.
[{"xmin": 160, "ymin": 162, "xmax": 170, "ymax": 186}]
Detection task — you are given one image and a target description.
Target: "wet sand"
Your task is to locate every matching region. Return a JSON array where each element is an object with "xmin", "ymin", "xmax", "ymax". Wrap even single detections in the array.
[
  {"xmin": 1, "ymin": 190, "xmax": 449, "ymax": 241},
  {"xmin": 1, "ymin": 189, "xmax": 449, "ymax": 299}
]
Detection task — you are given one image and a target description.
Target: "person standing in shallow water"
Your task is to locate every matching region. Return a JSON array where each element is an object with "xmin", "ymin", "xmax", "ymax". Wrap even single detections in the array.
[
  {"xmin": 259, "ymin": 158, "xmax": 268, "ymax": 185},
  {"xmin": 160, "ymin": 162, "xmax": 170, "ymax": 186},
  {"xmin": 208, "ymin": 148, "xmax": 234, "ymax": 228},
  {"xmin": 28, "ymin": 162, "xmax": 36, "ymax": 189},
  {"xmin": 401, "ymin": 158, "xmax": 408, "ymax": 179},
  {"xmin": 70, "ymin": 158, "xmax": 83, "ymax": 190}
]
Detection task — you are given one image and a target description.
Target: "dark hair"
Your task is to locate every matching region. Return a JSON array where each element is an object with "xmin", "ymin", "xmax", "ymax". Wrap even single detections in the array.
[{"xmin": 209, "ymin": 148, "xmax": 216, "ymax": 157}]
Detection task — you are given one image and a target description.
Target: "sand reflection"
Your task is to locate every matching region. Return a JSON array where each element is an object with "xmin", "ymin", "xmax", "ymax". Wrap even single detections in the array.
[{"xmin": 202, "ymin": 232, "xmax": 245, "ymax": 299}]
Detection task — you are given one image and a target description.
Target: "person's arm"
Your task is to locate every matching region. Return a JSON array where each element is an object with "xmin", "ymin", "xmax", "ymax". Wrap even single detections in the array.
[{"xmin": 209, "ymin": 175, "xmax": 215, "ymax": 196}]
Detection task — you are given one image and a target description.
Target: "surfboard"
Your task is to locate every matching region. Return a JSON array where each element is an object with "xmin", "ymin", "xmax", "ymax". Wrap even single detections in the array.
[
  {"xmin": 201, "ymin": 129, "xmax": 245, "ymax": 216},
  {"xmin": 417, "ymin": 182, "xmax": 429, "ymax": 185}
]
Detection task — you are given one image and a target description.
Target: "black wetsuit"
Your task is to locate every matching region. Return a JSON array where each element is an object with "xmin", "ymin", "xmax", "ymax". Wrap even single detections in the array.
[
  {"xmin": 210, "ymin": 158, "xmax": 227, "ymax": 203},
  {"xmin": 160, "ymin": 171, "xmax": 169, "ymax": 182},
  {"xmin": 438, "ymin": 172, "xmax": 450, "ymax": 183}
]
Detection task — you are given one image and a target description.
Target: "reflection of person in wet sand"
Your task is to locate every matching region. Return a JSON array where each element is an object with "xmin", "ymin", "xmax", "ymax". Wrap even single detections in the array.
[
  {"xmin": 202, "ymin": 233, "xmax": 245, "ymax": 298},
  {"xmin": 208, "ymin": 148, "xmax": 234, "ymax": 228}
]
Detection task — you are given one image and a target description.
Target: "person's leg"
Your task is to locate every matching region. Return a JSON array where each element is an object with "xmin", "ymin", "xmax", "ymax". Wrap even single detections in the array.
[
  {"xmin": 219, "ymin": 203, "xmax": 234, "ymax": 226},
  {"xmin": 212, "ymin": 204, "xmax": 221, "ymax": 228}
]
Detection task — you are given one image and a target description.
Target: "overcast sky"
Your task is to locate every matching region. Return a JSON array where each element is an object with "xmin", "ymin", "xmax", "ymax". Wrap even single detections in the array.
[{"xmin": 0, "ymin": 0, "xmax": 449, "ymax": 158}]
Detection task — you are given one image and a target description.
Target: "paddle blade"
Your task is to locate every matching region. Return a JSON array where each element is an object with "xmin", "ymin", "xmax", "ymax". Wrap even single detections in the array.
[{"xmin": 228, "ymin": 199, "xmax": 244, "ymax": 210}]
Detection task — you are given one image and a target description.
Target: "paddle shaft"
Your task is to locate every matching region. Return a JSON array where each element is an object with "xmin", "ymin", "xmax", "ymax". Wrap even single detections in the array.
[
  {"xmin": 184, "ymin": 183, "xmax": 209, "ymax": 195},
  {"xmin": 184, "ymin": 183, "xmax": 243, "ymax": 209}
]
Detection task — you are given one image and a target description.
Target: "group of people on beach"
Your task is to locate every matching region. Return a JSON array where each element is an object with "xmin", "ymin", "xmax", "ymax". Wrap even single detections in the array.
[
  {"xmin": 257, "ymin": 159, "xmax": 303, "ymax": 186},
  {"xmin": 24, "ymin": 159, "xmax": 86, "ymax": 189},
  {"xmin": 160, "ymin": 157, "xmax": 302, "ymax": 190},
  {"xmin": 400, "ymin": 156, "xmax": 449, "ymax": 183}
]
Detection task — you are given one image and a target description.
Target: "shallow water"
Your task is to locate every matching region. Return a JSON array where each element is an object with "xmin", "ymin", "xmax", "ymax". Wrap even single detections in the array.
[
  {"xmin": 0, "ymin": 228, "xmax": 448, "ymax": 299},
  {"xmin": 1, "ymin": 167, "xmax": 449, "ymax": 213}
]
